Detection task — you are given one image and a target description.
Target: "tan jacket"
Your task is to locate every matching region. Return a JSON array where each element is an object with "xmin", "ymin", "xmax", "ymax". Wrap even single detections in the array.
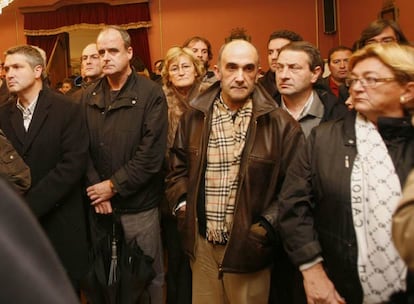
[
  {"xmin": 393, "ymin": 168, "xmax": 414, "ymax": 271},
  {"xmin": 0, "ymin": 129, "xmax": 31, "ymax": 193}
]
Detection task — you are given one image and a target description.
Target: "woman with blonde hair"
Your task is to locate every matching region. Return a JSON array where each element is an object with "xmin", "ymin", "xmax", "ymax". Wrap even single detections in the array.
[
  {"xmin": 279, "ymin": 43, "xmax": 414, "ymax": 304},
  {"xmin": 161, "ymin": 46, "xmax": 209, "ymax": 304},
  {"xmin": 162, "ymin": 46, "xmax": 208, "ymax": 149}
]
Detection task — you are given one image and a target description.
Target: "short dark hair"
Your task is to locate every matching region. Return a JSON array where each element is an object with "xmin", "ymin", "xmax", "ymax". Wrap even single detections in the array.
[
  {"xmin": 358, "ymin": 19, "xmax": 409, "ymax": 48},
  {"xmin": 327, "ymin": 45, "xmax": 353, "ymax": 64},
  {"xmin": 268, "ymin": 30, "xmax": 303, "ymax": 44},
  {"xmin": 182, "ymin": 36, "xmax": 213, "ymax": 61},
  {"xmin": 279, "ymin": 41, "xmax": 324, "ymax": 72}
]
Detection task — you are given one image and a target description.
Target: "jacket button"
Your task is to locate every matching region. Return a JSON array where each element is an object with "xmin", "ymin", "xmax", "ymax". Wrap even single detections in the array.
[
  {"xmin": 348, "ymin": 139, "xmax": 354, "ymax": 144},
  {"xmin": 9, "ymin": 155, "xmax": 14, "ymax": 160},
  {"xmin": 132, "ymin": 100, "xmax": 137, "ymax": 105}
]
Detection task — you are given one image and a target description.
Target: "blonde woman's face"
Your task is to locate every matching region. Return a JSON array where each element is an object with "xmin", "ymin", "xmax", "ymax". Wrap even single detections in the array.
[
  {"xmin": 168, "ymin": 55, "xmax": 197, "ymax": 89},
  {"xmin": 349, "ymin": 57, "xmax": 405, "ymax": 121}
]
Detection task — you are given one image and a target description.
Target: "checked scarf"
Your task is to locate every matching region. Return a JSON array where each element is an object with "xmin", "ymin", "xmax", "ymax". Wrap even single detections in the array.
[{"xmin": 204, "ymin": 95, "xmax": 252, "ymax": 244}]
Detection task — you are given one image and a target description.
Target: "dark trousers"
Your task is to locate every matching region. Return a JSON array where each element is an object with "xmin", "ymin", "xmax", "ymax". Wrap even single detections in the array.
[{"xmin": 162, "ymin": 216, "xmax": 192, "ymax": 304}]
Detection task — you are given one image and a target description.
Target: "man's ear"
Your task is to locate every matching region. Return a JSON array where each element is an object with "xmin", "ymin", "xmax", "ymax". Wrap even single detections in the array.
[
  {"xmin": 34, "ymin": 65, "xmax": 43, "ymax": 79},
  {"xmin": 213, "ymin": 64, "xmax": 221, "ymax": 81},
  {"xmin": 310, "ymin": 66, "xmax": 322, "ymax": 84},
  {"xmin": 127, "ymin": 46, "xmax": 133, "ymax": 60}
]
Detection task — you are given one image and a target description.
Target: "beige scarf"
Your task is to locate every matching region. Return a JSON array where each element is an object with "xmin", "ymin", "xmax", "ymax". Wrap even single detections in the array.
[{"xmin": 204, "ymin": 96, "xmax": 252, "ymax": 244}]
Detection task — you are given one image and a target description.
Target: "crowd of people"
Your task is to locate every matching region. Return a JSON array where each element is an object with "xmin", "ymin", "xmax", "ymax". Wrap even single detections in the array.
[{"xmin": 0, "ymin": 18, "xmax": 414, "ymax": 304}]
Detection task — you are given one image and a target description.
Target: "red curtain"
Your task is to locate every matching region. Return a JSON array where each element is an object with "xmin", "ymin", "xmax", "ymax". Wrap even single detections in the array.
[
  {"xmin": 24, "ymin": 3, "xmax": 150, "ymax": 31},
  {"xmin": 24, "ymin": 2, "xmax": 152, "ymax": 70},
  {"xmin": 128, "ymin": 28, "xmax": 151, "ymax": 70},
  {"xmin": 26, "ymin": 35, "xmax": 58, "ymax": 66}
]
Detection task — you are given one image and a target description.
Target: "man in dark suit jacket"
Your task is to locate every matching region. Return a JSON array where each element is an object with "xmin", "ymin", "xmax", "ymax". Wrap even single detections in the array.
[{"xmin": 0, "ymin": 45, "xmax": 89, "ymax": 292}]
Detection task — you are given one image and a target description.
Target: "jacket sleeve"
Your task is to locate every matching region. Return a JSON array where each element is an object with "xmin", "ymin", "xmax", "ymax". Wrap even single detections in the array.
[
  {"xmin": 278, "ymin": 128, "xmax": 323, "ymax": 267},
  {"xmin": 0, "ymin": 129, "xmax": 31, "ymax": 194},
  {"xmin": 261, "ymin": 118, "xmax": 305, "ymax": 229},
  {"xmin": 26, "ymin": 101, "xmax": 88, "ymax": 217},
  {"xmin": 392, "ymin": 169, "xmax": 414, "ymax": 271},
  {"xmin": 165, "ymin": 113, "xmax": 190, "ymax": 212},
  {"xmin": 111, "ymin": 88, "xmax": 168, "ymax": 197}
]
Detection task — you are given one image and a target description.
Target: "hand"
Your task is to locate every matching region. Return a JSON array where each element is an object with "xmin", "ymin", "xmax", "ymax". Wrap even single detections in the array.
[
  {"xmin": 86, "ymin": 180, "xmax": 115, "ymax": 205},
  {"xmin": 301, "ymin": 263, "xmax": 345, "ymax": 304},
  {"xmin": 248, "ymin": 222, "xmax": 269, "ymax": 246},
  {"xmin": 93, "ymin": 200, "xmax": 113, "ymax": 214},
  {"xmin": 176, "ymin": 205, "xmax": 186, "ymax": 233}
]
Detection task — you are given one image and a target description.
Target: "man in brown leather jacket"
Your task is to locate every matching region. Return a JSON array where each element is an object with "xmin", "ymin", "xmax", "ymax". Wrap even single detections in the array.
[
  {"xmin": 0, "ymin": 129, "xmax": 30, "ymax": 193},
  {"xmin": 165, "ymin": 39, "xmax": 304, "ymax": 304}
]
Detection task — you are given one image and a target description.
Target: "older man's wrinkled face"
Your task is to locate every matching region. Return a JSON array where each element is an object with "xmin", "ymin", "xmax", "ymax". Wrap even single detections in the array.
[
  {"xmin": 276, "ymin": 50, "xmax": 320, "ymax": 98},
  {"xmin": 215, "ymin": 40, "xmax": 259, "ymax": 109},
  {"xmin": 97, "ymin": 29, "xmax": 132, "ymax": 77},
  {"xmin": 81, "ymin": 43, "xmax": 103, "ymax": 80}
]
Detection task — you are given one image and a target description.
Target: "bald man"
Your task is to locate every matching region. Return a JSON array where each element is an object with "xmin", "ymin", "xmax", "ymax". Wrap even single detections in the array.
[{"xmin": 166, "ymin": 39, "xmax": 304, "ymax": 304}]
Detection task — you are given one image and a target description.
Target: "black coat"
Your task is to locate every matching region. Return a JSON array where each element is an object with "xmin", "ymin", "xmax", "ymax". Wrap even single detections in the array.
[
  {"xmin": 258, "ymin": 70, "xmax": 278, "ymax": 99},
  {"xmin": 0, "ymin": 88, "xmax": 89, "ymax": 286},
  {"xmin": 82, "ymin": 72, "xmax": 168, "ymax": 213},
  {"xmin": 278, "ymin": 111, "xmax": 414, "ymax": 303}
]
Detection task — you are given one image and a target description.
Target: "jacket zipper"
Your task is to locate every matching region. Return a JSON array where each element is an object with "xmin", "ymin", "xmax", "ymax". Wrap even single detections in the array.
[{"xmin": 218, "ymin": 118, "xmax": 258, "ymax": 279}]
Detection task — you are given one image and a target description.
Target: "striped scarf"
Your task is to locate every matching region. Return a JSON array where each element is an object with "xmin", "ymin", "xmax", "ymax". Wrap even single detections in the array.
[{"xmin": 204, "ymin": 95, "xmax": 252, "ymax": 244}]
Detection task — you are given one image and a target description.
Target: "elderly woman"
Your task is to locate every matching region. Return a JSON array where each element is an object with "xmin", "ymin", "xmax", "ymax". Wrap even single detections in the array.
[
  {"xmin": 161, "ymin": 46, "xmax": 208, "ymax": 304},
  {"xmin": 278, "ymin": 43, "xmax": 414, "ymax": 304}
]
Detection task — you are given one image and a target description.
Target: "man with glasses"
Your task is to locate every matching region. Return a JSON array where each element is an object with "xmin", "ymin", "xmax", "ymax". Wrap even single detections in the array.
[
  {"xmin": 275, "ymin": 41, "xmax": 347, "ymax": 137},
  {"xmin": 357, "ymin": 19, "xmax": 409, "ymax": 49}
]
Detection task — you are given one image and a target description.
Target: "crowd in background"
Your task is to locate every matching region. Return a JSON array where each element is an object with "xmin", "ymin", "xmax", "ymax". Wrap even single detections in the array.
[{"xmin": 0, "ymin": 18, "xmax": 414, "ymax": 304}]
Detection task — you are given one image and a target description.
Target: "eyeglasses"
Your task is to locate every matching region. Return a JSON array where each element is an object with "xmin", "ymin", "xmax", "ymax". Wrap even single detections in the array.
[
  {"xmin": 345, "ymin": 76, "xmax": 395, "ymax": 88},
  {"xmin": 169, "ymin": 64, "xmax": 193, "ymax": 74},
  {"xmin": 365, "ymin": 36, "xmax": 397, "ymax": 45}
]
